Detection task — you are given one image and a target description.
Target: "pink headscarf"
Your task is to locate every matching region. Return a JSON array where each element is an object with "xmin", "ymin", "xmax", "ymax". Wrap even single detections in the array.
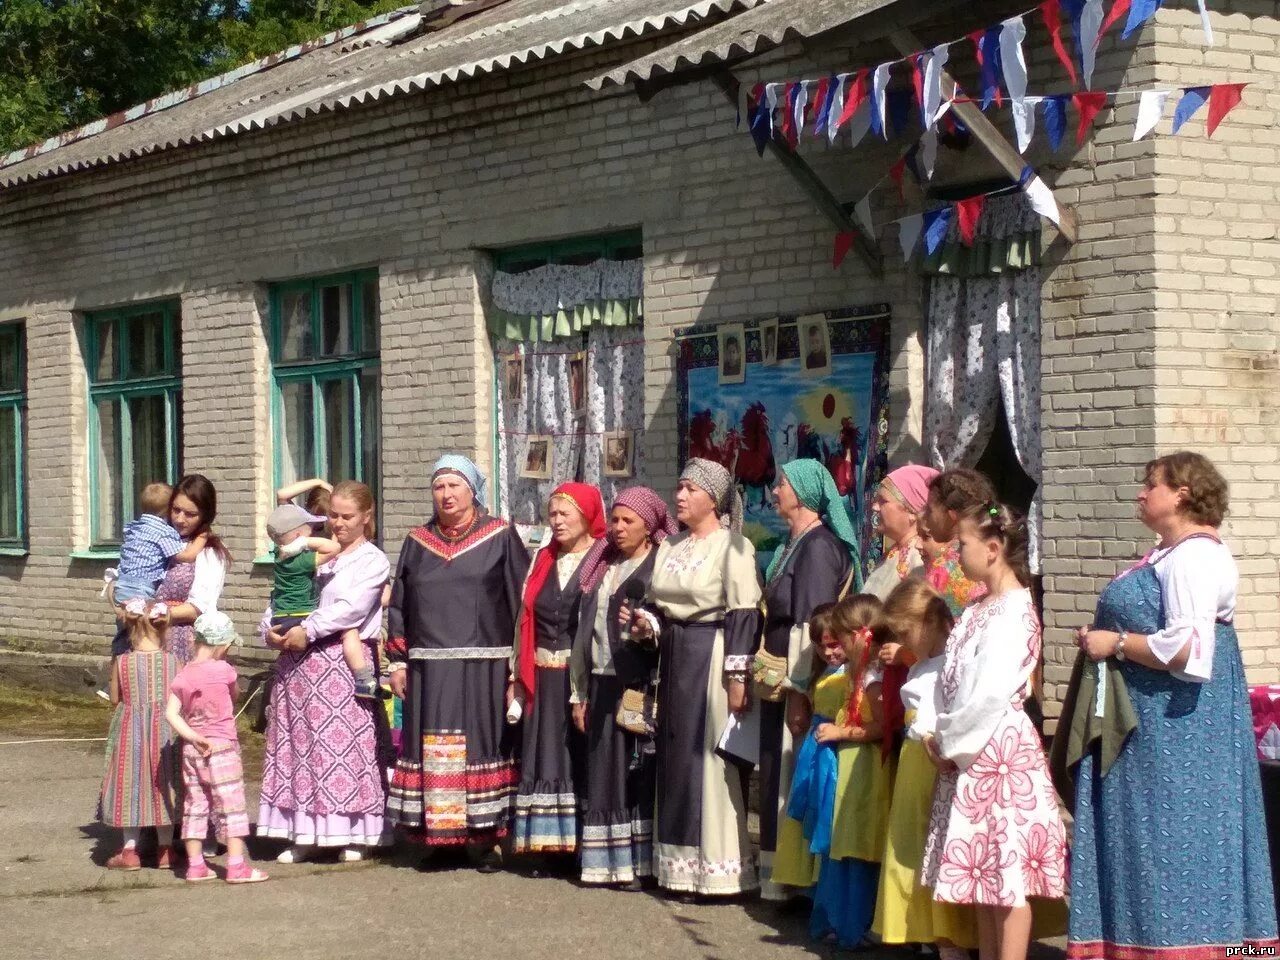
[
  {"xmin": 883, "ymin": 464, "xmax": 940, "ymax": 514},
  {"xmin": 578, "ymin": 486, "xmax": 677, "ymax": 595}
]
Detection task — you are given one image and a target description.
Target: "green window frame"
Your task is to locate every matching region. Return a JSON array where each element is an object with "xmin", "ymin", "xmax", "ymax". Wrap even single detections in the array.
[
  {"xmin": 85, "ymin": 303, "xmax": 183, "ymax": 548},
  {"xmin": 0, "ymin": 323, "xmax": 27, "ymax": 551},
  {"xmin": 268, "ymin": 269, "xmax": 381, "ymax": 507},
  {"xmin": 491, "ymin": 229, "xmax": 643, "ymax": 272}
]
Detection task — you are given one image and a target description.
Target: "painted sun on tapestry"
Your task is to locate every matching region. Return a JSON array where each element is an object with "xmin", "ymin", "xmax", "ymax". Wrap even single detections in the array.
[{"xmin": 677, "ymin": 306, "xmax": 891, "ymax": 574}]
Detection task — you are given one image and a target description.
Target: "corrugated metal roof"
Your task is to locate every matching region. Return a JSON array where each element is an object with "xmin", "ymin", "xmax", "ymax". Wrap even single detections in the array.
[
  {"xmin": 0, "ymin": 0, "xmax": 762, "ymax": 190},
  {"xmin": 587, "ymin": 0, "xmax": 910, "ymax": 89}
]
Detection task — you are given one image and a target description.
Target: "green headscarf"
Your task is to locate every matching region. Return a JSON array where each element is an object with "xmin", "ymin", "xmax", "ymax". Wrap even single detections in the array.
[{"xmin": 765, "ymin": 458, "xmax": 863, "ymax": 587}]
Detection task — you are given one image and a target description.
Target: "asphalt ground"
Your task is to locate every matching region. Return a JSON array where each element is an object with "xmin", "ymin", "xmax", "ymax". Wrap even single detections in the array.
[{"xmin": 0, "ymin": 689, "xmax": 1067, "ymax": 960}]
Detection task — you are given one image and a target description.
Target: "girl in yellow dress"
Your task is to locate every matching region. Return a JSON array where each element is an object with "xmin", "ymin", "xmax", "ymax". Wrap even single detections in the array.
[
  {"xmin": 769, "ymin": 602, "xmax": 839, "ymax": 889},
  {"xmin": 872, "ymin": 579, "xmax": 977, "ymax": 959},
  {"xmin": 810, "ymin": 595, "xmax": 890, "ymax": 948}
]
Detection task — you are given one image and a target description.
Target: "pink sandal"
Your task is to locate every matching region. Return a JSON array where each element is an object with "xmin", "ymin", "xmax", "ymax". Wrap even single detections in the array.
[
  {"xmin": 185, "ymin": 863, "xmax": 216, "ymax": 883},
  {"xmin": 224, "ymin": 863, "xmax": 269, "ymax": 884}
]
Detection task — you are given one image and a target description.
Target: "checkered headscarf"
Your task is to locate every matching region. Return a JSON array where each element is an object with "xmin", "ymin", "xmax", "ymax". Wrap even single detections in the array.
[{"xmin": 681, "ymin": 458, "xmax": 743, "ymax": 534}]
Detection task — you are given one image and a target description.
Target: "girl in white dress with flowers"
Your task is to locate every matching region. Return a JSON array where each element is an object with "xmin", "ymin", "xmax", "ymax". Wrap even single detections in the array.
[{"xmin": 921, "ymin": 503, "xmax": 1066, "ymax": 960}]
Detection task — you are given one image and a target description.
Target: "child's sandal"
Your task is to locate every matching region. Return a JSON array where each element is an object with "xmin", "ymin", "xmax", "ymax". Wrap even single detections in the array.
[
  {"xmin": 184, "ymin": 863, "xmax": 216, "ymax": 883},
  {"xmin": 225, "ymin": 864, "xmax": 269, "ymax": 884}
]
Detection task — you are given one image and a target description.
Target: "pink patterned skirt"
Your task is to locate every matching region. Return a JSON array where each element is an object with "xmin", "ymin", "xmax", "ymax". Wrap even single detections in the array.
[
  {"xmin": 257, "ymin": 639, "xmax": 387, "ymax": 847},
  {"xmin": 922, "ymin": 709, "xmax": 1067, "ymax": 906}
]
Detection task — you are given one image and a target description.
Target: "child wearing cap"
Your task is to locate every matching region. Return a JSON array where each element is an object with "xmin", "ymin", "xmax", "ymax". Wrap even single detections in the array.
[
  {"xmin": 165, "ymin": 612, "xmax": 268, "ymax": 884},
  {"xmin": 266, "ymin": 503, "xmax": 377, "ymax": 700}
]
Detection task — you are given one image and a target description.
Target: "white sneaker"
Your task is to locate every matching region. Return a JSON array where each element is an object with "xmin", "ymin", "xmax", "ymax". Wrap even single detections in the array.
[
  {"xmin": 96, "ymin": 689, "xmax": 111, "ymax": 702},
  {"xmin": 276, "ymin": 845, "xmax": 314, "ymax": 864},
  {"xmin": 339, "ymin": 848, "xmax": 364, "ymax": 863}
]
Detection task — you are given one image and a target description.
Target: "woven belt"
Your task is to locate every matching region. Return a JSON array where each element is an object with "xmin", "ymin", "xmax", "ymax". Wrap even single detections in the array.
[{"xmin": 407, "ymin": 646, "xmax": 510, "ymax": 661}]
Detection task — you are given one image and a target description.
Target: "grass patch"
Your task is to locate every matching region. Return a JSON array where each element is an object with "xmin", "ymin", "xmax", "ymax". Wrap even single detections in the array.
[{"xmin": 0, "ymin": 682, "xmax": 265, "ymax": 778}]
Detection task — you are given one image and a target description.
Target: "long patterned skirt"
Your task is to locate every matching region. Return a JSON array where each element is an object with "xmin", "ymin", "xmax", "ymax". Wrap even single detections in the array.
[
  {"xmin": 1068, "ymin": 623, "xmax": 1279, "ymax": 958},
  {"xmin": 258, "ymin": 638, "xmax": 387, "ymax": 847},
  {"xmin": 512, "ymin": 662, "xmax": 584, "ymax": 854},
  {"xmin": 580, "ymin": 673, "xmax": 654, "ymax": 884},
  {"xmin": 654, "ymin": 621, "xmax": 758, "ymax": 895},
  {"xmin": 387, "ymin": 653, "xmax": 518, "ymax": 847}
]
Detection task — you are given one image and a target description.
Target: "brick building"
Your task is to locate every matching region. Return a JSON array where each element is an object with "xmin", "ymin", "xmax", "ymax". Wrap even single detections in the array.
[{"xmin": 0, "ymin": 0, "xmax": 1275, "ymax": 713}]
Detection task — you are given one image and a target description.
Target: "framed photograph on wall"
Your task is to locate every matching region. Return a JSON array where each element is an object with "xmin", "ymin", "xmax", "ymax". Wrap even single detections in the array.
[
  {"xmin": 718, "ymin": 323, "xmax": 746, "ymax": 384},
  {"xmin": 603, "ymin": 430, "xmax": 634, "ymax": 478},
  {"xmin": 504, "ymin": 354, "xmax": 524, "ymax": 403},
  {"xmin": 798, "ymin": 314, "xmax": 832, "ymax": 377},
  {"xmin": 760, "ymin": 318, "xmax": 779, "ymax": 366},
  {"xmin": 568, "ymin": 351, "xmax": 587, "ymax": 416},
  {"xmin": 521, "ymin": 435, "xmax": 553, "ymax": 479}
]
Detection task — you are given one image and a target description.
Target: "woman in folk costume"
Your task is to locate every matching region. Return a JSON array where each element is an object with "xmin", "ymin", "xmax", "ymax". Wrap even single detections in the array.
[
  {"xmin": 624, "ymin": 458, "xmax": 762, "ymax": 898},
  {"xmin": 757, "ymin": 459, "xmax": 857, "ymax": 898},
  {"xmin": 569, "ymin": 486, "xmax": 677, "ymax": 888},
  {"xmin": 509, "ymin": 482, "xmax": 606, "ymax": 859},
  {"xmin": 1064, "ymin": 453, "xmax": 1277, "ymax": 959},
  {"xmin": 386, "ymin": 456, "xmax": 530, "ymax": 870}
]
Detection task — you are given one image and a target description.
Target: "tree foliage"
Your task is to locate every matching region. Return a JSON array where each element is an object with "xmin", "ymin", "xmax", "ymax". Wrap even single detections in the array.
[{"xmin": 0, "ymin": 0, "xmax": 404, "ymax": 155}]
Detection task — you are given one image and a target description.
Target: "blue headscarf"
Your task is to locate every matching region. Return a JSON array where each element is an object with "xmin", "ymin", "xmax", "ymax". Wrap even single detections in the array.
[
  {"xmin": 766, "ymin": 458, "xmax": 862, "ymax": 586},
  {"xmin": 431, "ymin": 455, "xmax": 488, "ymax": 511}
]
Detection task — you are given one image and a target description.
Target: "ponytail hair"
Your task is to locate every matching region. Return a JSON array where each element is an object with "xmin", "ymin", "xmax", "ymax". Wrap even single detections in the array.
[
  {"xmin": 331, "ymin": 480, "xmax": 377, "ymax": 540},
  {"xmin": 120, "ymin": 602, "xmax": 170, "ymax": 650},
  {"xmin": 960, "ymin": 501, "xmax": 1032, "ymax": 587}
]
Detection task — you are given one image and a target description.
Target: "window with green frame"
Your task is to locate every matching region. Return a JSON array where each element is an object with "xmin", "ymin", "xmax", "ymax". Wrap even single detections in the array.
[
  {"xmin": 85, "ymin": 303, "xmax": 182, "ymax": 547},
  {"xmin": 269, "ymin": 270, "xmax": 380, "ymax": 504},
  {"xmin": 0, "ymin": 323, "xmax": 26, "ymax": 549}
]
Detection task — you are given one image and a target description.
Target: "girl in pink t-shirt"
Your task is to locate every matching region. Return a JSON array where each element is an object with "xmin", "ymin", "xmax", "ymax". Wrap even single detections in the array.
[{"xmin": 165, "ymin": 612, "xmax": 268, "ymax": 884}]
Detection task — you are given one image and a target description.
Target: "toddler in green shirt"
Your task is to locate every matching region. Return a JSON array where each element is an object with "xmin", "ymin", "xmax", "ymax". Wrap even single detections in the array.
[{"xmin": 267, "ymin": 503, "xmax": 378, "ymax": 700}]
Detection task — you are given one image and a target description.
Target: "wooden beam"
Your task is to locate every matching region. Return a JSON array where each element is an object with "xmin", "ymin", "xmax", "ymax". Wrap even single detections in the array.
[
  {"xmin": 888, "ymin": 28, "xmax": 1079, "ymax": 244},
  {"xmin": 711, "ymin": 72, "xmax": 884, "ymax": 277}
]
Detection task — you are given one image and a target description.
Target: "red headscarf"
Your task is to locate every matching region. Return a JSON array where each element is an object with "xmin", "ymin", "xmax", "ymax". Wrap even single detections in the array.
[{"xmin": 517, "ymin": 482, "xmax": 606, "ymax": 707}]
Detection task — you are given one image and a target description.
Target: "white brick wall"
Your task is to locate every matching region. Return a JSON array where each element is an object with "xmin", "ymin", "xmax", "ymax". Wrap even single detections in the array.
[{"xmin": 0, "ymin": 1, "xmax": 1274, "ymax": 702}]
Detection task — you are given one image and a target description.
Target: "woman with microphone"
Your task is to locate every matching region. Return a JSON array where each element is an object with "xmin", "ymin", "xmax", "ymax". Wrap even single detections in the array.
[{"xmin": 569, "ymin": 487, "xmax": 677, "ymax": 889}]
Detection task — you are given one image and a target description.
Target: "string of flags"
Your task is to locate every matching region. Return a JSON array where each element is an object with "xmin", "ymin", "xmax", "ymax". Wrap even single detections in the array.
[
  {"xmin": 740, "ymin": 0, "xmax": 1230, "ymax": 158},
  {"xmin": 832, "ymin": 171, "xmax": 1059, "ymax": 269}
]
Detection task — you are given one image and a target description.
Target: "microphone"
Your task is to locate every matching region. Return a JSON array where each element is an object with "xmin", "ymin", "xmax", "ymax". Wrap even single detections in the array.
[{"xmin": 622, "ymin": 578, "xmax": 647, "ymax": 643}]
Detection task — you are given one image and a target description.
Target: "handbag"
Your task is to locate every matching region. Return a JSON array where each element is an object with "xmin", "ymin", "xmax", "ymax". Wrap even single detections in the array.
[
  {"xmin": 615, "ymin": 686, "xmax": 658, "ymax": 736},
  {"xmin": 753, "ymin": 564, "xmax": 858, "ymax": 702}
]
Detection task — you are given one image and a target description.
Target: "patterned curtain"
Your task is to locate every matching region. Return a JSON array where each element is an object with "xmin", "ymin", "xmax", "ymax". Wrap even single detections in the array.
[
  {"xmin": 488, "ymin": 259, "xmax": 643, "ymax": 343},
  {"xmin": 924, "ymin": 194, "xmax": 1044, "ymax": 571},
  {"xmin": 493, "ymin": 307, "xmax": 645, "ymax": 525}
]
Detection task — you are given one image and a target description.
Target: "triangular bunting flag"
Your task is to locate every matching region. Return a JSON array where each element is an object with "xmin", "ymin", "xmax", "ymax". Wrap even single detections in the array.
[
  {"xmin": 777, "ymin": 83, "xmax": 795, "ymax": 145},
  {"xmin": 918, "ymin": 126, "xmax": 939, "ymax": 180},
  {"xmin": 872, "ymin": 63, "xmax": 892, "ymax": 139},
  {"xmin": 923, "ymin": 208, "xmax": 952, "ymax": 255},
  {"xmin": 1122, "ymin": 0, "xmax": 1162, "ymax": 39},
  {"xmin": 749, "ymin": 100, "xmax": 771, "ymax": 155},
  {"xmin": 833, "ymin": 231, "xmax": 856, "ymax": 268},
  {"xmin": 1197, "ymin": 0, "xmax": 1213, "ymax": 46},
  {"xmin": 1023, "ymin": 174, "xmax": 1063, "ymax": 226},
  {"xmin": 1042, "ymin": 95, "xmax": 1069, "ymax": 150},
  {"xmin": 1207, "ymin": 83, "xmax": 1246, "ymax": 137},
  {"xmin": 955, "ymin": 195, "xmax": 987, "ymax": 245},
  {"xmin": 813, "ymin": 76, "xmax": 835, "ymax": 138},
  {"xmin": 1073, "ymin": 91, "xmax": 1108, "ymax": 145},
  {"xmin": 835, "ymin": 70, "xmax": 869, "ymax": 134},
  {"xmin": 1099, "ymin": 0, "xmax": 1132, "ymax": 42},
  {"xmin": 912, "ymin": 54, "xmax": 927, "ymax": 116},
  {"xmin": 889, "ymin": 155, "xmax": 908, "ymax": 200},
  {"xmin": 764, "ymin": 83, "xmax": 781, "ymax": 137},
  {"xmin": 1172, "ymin": 86, "xmax": 1209, "ymax": 135},
  {"xmin": 827, "ymin": 74, "xmax": 847, "ymax": 143},
  {"xmin": 980, "ymin": 26, "xmax": 1005, "ymax": 109},
  {"xmin": 1000, "ymin": 16, "xmax": 1032, "ymax": 151},
  {"xmin": 853, "ymin": 195, "xmax": 876, "ymax": 237},
  {"xmin": 969, "ymin": 29, "xmax": 986, "ymax": 69},
  {"xmin": 1063, "ymin": 0, "xmax": 1104, "ymax": 90},
  {"xmin": 924, "ymin": 44, "xmax": 950, "ymax": 126},
  {"xmin": 1040, "ymin": 0, "xmax": 1078, "ymax": 87},
  {"xmin": 898, "ymin": 214, "xmax": 924, "ymax": 262},
  {"xmin": 846, "ymin": 99, "xmax": 873, "ymax": 148},
  {"xmin": 1132, "ymin": 89, "xmax": 1170, "ymax": 140},
  {"xmin": 791, "ymin": 82, "xmax": 809, "ymax": 143}
]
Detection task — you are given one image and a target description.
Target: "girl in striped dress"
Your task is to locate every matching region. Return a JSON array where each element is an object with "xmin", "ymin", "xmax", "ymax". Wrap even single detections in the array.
[{"xmin": 99, "ymin": 598, "xmax": 180, "ymax": 870}]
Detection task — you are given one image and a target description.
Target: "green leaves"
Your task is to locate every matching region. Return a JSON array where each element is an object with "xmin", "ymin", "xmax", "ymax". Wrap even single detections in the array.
[{"xmin": 0, "ymin": 0, "xmax": 404, "ymax": 156}]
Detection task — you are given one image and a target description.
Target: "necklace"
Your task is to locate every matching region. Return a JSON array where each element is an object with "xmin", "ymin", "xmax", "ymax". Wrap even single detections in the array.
[
  {"xmin": 438, "ymin": 511, "xmax": 478, "ymax": 542},
  {"xmin": 767, "ymin": 518, "xmax": 821, "ymax": 585}
]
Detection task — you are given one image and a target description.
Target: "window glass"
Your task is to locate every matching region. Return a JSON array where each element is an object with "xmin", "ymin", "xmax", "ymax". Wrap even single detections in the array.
[
  {"xmin": 321, "ymin": 377, "xmax": 355, "ymax": 481},
  {"xmin": 320, "ymin": 283, "xmax": 353, "ymax": 357},
  {"xmin": 278, "ymin": 379, "xmax": 315, "ymax": 487},
  {"xmin": 280, "ymin": 290, "xmax": 313, "ymax": 361},
  {"xmin": 0, "ymin": 405, "xmax": 17, "ymax": 540},
  {"xmin": 126, "ymin": 311, "xmax": 168, "ymax": 378},
  {"xmin": 93, "ymin": 397, "xmax": 123, "ymax": 543}
]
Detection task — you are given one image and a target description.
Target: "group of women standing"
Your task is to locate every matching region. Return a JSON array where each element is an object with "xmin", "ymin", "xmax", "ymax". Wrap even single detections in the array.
[{"xmin": 107, "ymin": 448, "xmax": 1277, "ymax": 960}]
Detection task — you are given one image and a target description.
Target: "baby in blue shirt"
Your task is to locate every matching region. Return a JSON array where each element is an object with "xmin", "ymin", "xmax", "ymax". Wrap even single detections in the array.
[{"xmin": 107, "ymin": 482, "xmax": 207, "ymax": 659}]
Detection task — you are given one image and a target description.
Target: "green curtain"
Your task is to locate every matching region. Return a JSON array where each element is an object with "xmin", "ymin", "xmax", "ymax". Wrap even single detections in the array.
[
  {"xmin": 919, "ymin": 230, "xmax": 1042, "ymax": 277},
  {"xmin": 485, "ymin": 297, "xmax": 642, "ymax": 343}
]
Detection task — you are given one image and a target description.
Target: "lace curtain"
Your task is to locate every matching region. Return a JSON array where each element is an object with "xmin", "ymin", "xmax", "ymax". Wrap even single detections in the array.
[
  {"xmin": 924, "ymin": 193, "xmax": 1044, "ymax": 571},
  {"xmin": 494, "ymin": 326, "xmax": 645, "ymax": 524}
]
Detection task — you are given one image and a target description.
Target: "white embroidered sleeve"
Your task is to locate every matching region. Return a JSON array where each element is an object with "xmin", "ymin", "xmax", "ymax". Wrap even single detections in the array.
[{"xmin": 1147, "ymin": 539, "xmax": 1231, "ymax": 683}]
